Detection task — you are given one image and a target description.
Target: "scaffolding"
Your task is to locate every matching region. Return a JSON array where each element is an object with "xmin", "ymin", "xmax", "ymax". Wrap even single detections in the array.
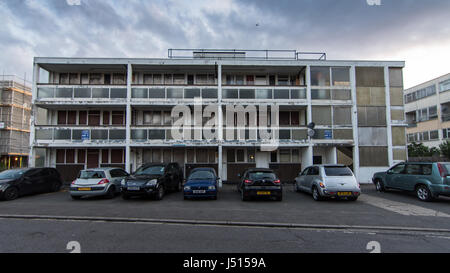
[{"xmin": 0, "ymin": 75, "xmax": 32, "ymax": 169}]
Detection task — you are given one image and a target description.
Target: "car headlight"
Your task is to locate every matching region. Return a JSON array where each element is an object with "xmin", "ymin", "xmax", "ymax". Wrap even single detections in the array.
[
  {"xmin": 0, "ymin": 184, "xmax": 8, "ymax": 189},
  {"xmin": 121, "ymin": 179, "xmax": 126, "ymax": 186},
  {"xmin": 184, "ymin": 186, "xmax": 191, "ymax": 191},
  {"xmin": 208, "ymin": 185, "xmax": 216, "ymax": 190},
  {"xmin": 146, "ymin": 179, "xmax": 158, "ymax": 186}
]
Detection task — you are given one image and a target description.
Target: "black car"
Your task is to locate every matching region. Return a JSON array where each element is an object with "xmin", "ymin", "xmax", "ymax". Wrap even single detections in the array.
[
  {"xmin": 0, "ymin": 168, "xmax": 63, "ymax": 201},
  {"xmin": 121, "ymin": 163, "xmax": 183, "ymax": 200},
  {"xmin": 237, "ymin": 168, "xmax": 282, "ymax": 201}
]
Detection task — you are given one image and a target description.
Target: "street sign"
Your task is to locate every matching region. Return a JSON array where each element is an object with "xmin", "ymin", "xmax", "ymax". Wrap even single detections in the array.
[{"xmin": 81, "ymin": 130, "xmax": 90, "ymax": 140}]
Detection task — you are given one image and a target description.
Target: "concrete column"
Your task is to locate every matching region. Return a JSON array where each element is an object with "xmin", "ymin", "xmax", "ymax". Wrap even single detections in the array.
[
  {"xmin": 217, "ymin": 63, "xmax": 223, "ymax": 180},
  {"xmin": 384, "ymin": 66, "xmax": 394, "ymax": 167},
  {"xmin": 301, "ymin": 146, "xmax": 313, "ymax": 170},
  {"xmin": 350, "ymin": 65, "xmax": 360, "ymax": 180},
  {"xmin": 28, "ymin": 62, "xmax": 39, "ymax": 167},
  {"xmin": 305, "ymin": 65, "xmax": 313, "ymax": 168},
  {"xmin": 126, "ymin": 63, "xmax": 132, "ymax": 173}
]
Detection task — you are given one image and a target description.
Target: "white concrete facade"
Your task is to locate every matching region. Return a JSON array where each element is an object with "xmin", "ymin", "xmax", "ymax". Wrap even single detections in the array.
[{"xmin": 30, "ymin": 52, "xmax": 406, "ymax": 183}]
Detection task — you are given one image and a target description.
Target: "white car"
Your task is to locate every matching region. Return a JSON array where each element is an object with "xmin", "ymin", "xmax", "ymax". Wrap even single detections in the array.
[
  {"xmin": 70, "ymin": 167, "xmax": 129, "ymax": 199},
  {"xmin": 294, "ymin": 164, "xmax": 360, "ymax": 201}
]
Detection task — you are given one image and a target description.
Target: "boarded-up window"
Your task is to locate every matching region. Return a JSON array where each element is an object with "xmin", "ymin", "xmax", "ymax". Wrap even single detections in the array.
[
  {"xmin": 358, "ymin": 127, "xmax": 387, "ymax": 146},
  {"xmin": 66, "ymin": 149, "xmax": 75, "ymax": 163},
  {"xmin": 77, "ymin": 149, "xmax": 86, "ymax": 163},
  {"xmin": 102, "ymin": 149, "xmax": 109, "ymax": 163},
  {"xmin": 312, "ymin": 106, "xmax": 332, "ymax": 125},
  {"xmin": 359, "ymin": 147, "xmax": 388, "ymax": 166},
  {"xmin": 391, "ymin": 109, "xmax": 404, "ymax": 121},
  {"xmin": 57, "ymin": 111, "xmax": 67, "ymax": 125},
  {"xmin": 333, "ymin": 106, "xmax": 352, "ymax": 125},
  {"xmin": 358, "ymin": 106, "xmax": 386, "ymax": 126},
  {"xmin": 88, "ymin": 111, "xmax": 100, "ymax": 126},
  {"xmin": 111, "ymin": 149, "xmax": 123, "ymax": 163},
  {"xmin": 56, "ymin": 149, "xmax": 65, "ymax": 163},
  {"xmin": 393, "ymin": 149, "xmax": 407, "ymax": 161},
  {"xmin": 69, "ymin": 73, "xmax": 80, "ymax": 84},
  {"xmin": 196, "ymin": 149, "xmax": 208, "ymax": 163},
  {"xmin": 103, "ymin": 111, "xmax": 110, "ymax": 125},
  {"xmin": 356, "ymin": 67, "xmax": 385, "ymax": 87},
  {"xmin": 67, "ymin": 111, "xmax": 76, "ymax": 124},
  {"xmin": 392, "ymin": 127, "xmax": 406, "ymax": 146},
  {"xmin": 79, "ymin": 111, "xmax": 87, "ymax": 125},
  {"xmin": 390, "ymin": 87, "xmax": 403, "ymax": 106},
  {"xmin": 389, "ymin": 68, "xmax": 403, "ymax": 88},
  {"xmin": 112, "ymin": 111, "xmax": 124, "ymax": 125}
]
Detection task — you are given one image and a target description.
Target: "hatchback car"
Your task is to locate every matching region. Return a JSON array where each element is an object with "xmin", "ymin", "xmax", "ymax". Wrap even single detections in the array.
[
  {"xmin": 372, "ymin": 162, "xmax": 450, "ymax": 201},
  {"xmin": 70, "ymin": 168, "xmax": 129, "ymax": 199},
  {"xmin": 0, "ymin": 168, "xmax": 63, "ymax": 201},
  {"xmin": 184, "ymin": 168, "xmax": 219, "ymax": 200},
  {"xmin": 295, "ymin": 165, "xmax": 360, "ymax": 201},
  {"xmin": 237, "ymin": 168, "xmax": 282, "ymax": 201},
  {"xmin": 121, "ymin": 163, "xmax": 183, "ymax": 200}
]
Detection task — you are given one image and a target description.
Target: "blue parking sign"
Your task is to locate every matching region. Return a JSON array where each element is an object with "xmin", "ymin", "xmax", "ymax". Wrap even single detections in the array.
[{"xmin": 81, "ymin": 130, "xmax": 90, "ymax": 140}]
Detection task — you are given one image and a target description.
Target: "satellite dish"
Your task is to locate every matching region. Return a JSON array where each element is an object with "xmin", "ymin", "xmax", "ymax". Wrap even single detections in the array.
[
  {"xmin": 307, "ymin": 129, "xmax": 315, "ymax": 137},
  {"xmin": 307, "ymin": 122, "xmax": 315, "ymax": 129}
]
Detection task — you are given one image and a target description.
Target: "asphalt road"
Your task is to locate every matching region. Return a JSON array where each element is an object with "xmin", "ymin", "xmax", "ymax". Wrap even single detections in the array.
[{"xmin": 0, "ymin": 184, "xmax": 449, "ymax": 252}]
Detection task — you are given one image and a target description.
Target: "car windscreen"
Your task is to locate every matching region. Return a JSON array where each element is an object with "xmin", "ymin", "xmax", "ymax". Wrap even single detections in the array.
[
  {"xmin": 78, "ymin": 171, "xmax": 106, "ymax": 179},
  {"xmin": 134, "ymin": 165, "xmax": 165, "ymax": 176},
  {"xmin": 324, "ymin": 166, "xmax": 353, "ymax": 176},
  {"xmin": 248, "ymin": 172, "xmax": 276, "ymax": 180},
  {"xmin": 0, "ymin": 169, "xmax": 25, "ymax": 180},
  {"xmin": 188, "ymin": 171, "xmax": 215, "ymax": 180}
]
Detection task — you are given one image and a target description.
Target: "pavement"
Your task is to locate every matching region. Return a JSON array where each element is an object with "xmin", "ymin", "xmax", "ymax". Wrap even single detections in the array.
[{"xmin": 0, "ymin": 184, "xmax": 449, "ymax": 252}]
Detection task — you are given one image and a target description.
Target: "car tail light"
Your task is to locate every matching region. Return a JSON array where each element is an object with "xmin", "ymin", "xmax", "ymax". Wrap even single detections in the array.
[
  {"xmin": 98, "ymin": 178, "xmax": 109, "ymax": 185},
  {"xmin": 438, "ymin": 163, "xmax": 447, "ymax": 178},
  {"xmin": 244, "ymin": 179, "xmax": 252, "ymax": 184},
  {"xmin": 273, "ymin": 179, "xmax": 281, "ymax": 184},
  {"xmin": 71, "ymin": 180, "xmax": 76, "ymax": 185}
]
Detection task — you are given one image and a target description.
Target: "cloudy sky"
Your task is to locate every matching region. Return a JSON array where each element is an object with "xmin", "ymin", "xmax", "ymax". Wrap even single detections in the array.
[{"xmin": 1, "ymin": 0, "xmax": 449, "ymax": 88}]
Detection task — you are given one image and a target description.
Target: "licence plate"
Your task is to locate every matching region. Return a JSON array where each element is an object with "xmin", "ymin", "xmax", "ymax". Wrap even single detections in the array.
[
  {"xmin": 257, "ymin": 191, "xmax": 271, "ymax": 195},
  {"xmin": 337, "ymin": 192, "xmax": 352, "ymax": 196},
  {"xmin": 193, "ymin": 190, "xmax": 206, "ymax": 194},
  {"xmin": 78, "ymin": 187, "xmax": 91, "ymax": 191},
  {"xmin": 127, "ymin": 186, "xmax": 140, "ymax": 191}
]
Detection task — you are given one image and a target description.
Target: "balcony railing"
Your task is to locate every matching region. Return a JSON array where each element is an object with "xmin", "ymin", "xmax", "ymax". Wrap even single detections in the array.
[
  {"xmin": 35, "ymin": 127, "xmax": 126, "ymax": 143},
  {"xmin": 37, "ymin": 86, "xmax": 127, "ymax": 99}
]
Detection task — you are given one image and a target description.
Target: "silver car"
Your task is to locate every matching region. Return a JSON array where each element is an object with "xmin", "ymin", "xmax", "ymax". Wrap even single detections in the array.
[
  {"xmin": 70, "ymin": 167, "xmax": 129, "ymax": 199},
  {"xmin": 294, "ymin": 164, "xmax": 360, "ymax": 201}
]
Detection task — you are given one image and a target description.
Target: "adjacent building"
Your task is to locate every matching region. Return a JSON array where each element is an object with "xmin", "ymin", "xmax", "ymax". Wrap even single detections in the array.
[
  {"xmin": 0, "ymin": 75, "xmax": 32, "ymax": 169},
  {"xmin": 404, "ymin": 73, "xmax": 450, "ymax": 148},
  {"xmin": 29, "ymin": 49, "xmax": 407, "ymax": 183}
]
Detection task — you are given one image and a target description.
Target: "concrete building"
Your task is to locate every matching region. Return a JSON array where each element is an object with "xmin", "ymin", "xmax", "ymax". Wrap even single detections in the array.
[
  {"xmin": 0, "ymin": 75, "xmax": 32, "ymax": 169},
  {"xmin": 29, "ymin": 49, "xmax": 407, "ymax": 183},
  {"xmin": 404, "ymin": 73, "xmax": 450, "ymax": 148}
]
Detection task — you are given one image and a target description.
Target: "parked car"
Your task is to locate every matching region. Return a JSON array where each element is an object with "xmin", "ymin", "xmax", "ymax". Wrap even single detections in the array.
[
  {"xmin": 372, "ymin": 162, "xmax": 450, "ymax": 202},
  {"xmin": 121, "ymin": 163, "xmax": 183, "ymax": 200},
  {"xmin": 70, "ymin": 168, "xmax": 129, "ymax": 200},
  {"xmin": 0, "ymin": 168, "xmax": 63, "ymax": 201},
  {"xmin": 237, "ymin": 168, "xmax": 282, "ymax": 201},
  {"xmin": 295, "ymin": 164, "xmax": 360, "ymax": 201},
  {"xmin": 184, "ymin": 167, "xmax": 219, "ymax": 200}
]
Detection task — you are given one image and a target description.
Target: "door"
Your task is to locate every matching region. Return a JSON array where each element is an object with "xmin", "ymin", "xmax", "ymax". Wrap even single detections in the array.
[
  {"xmin": 87, "ymin": 150, "xmax": 99, "ymax": 169},
  {"xmin": 296, "ymin": 167, "xmax": 309, "ymax": 191},
  {"xmin": 255, "ymin": 152, "xmax": 269, "ymax": 168},
  {"xmin": 385, "ymin": 163, "xmax": 405, "ymax": 188},
  {"xmin": 307, "ymin": 166, "xmax": 320, "ymax": 191},
  {"xmin": 21, "ymin": 169, "xmax": 46, "ymax": 194}
]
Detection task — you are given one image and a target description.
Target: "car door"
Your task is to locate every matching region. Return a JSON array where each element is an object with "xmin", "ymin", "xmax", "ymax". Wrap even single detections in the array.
[
  {"xmin": 22, "ymin": 168, "xmax": 46, "ymax": 194},
  {"xmin": 307, "ymin": 166, "xmax": 320, "ymax": 192},
  {"xmin": 401, "ymin": 164, "xmax": 428, "ymax": 191},
  {"xmin": 296, "ymin": 168, "xmax": 309, "ymax": 191},
  {"xmin": 385, "ymin": 163, "xmax": 406, "ymax": 189},
  {"xmin": 110, "ymin": 169, "xmax": 128, "ymax": 192}
]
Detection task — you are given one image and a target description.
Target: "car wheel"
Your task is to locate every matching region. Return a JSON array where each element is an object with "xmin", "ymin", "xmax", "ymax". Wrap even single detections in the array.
[
  {"xmin": 71, "ymin": 195, "xmax": 81, "ymax": 200},
  {"xmin": 3, "ymin": 187, "xmax": 19, "ymax": 201},
  {"xmin": 416, "ymin": 185, "xmax": 434, "ymax": 202},
  {"xmin": 375, "ymin": 180, "xmax": 385, "ymax": 192},
  {"xmin": 312, "ymin": 186, "xmax": 323, "ymax": 201},
  {"xmin": 105, "ymin": 187, "xmax": 115, "ymax": 199},
  {"xmin": 51, "ymin": 182, "xmax": 62, "ymax": 192},
  {"xmin": 122, "ymin": 193, "xmax": 130, "ymax": 200},
  {"xmin": 156, "ymin": 186, "xmax": 165, "ymax": 200}
]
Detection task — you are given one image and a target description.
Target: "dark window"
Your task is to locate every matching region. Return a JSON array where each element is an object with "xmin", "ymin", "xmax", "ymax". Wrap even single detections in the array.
[
  {"xmin": 102, "ymin": 149, "xmax": 109, "ymax": 163},
  {"xmin": 79, "ymin": 111, "xmax": 87, "ymax": 125},
  {"xmin": 103, "ymin": 111, "xmax": 110, "ymax": 125},
  {"xmin": 227, "ymin": 149, "xmax": 235, "ymax": 163},
  {"xmin": 104, "ymin": 74, "xmax": 111, "ymax": 85},
  {"xmin": 88, "ymin": 111, "xmax": 100, "ymax": 126},
  {"xmin": 77, "ymin": 150, "xmax": 86, "ymax": 163},
  {"xmin": 279, "ymin": 112, "xmax": 290, "ymax": 126},
  {"xmin": 57, "ymin": 111, "xmax": 67, "ymax": 125},
  {"xmin": 405, "ymin": 164, "xmax": 423, "ymax": 175},
  {"xmin": 389, "ymin": 164, "xmax": 405, "ymax": 174},
  {"xmin": 112, "ymin": 111, "xmax": 124, "ymax": 125},
  {"xmin": 66, "ymin": 149, "xmax": 75, "ymax": 163},
  {"xmin": 67, "ymin": 111, "xmax": 76, "ymax": 124},
  {"xmin": 111, "ymin": 149, "xmax": 123, "ymax": 163},
  {"xmin": 56, "ymin": 149, "xmax": 65, "ymax": 163},
  {"xmin": 324, "ymin": 166, "xmax": 353, "ymax": 176}
]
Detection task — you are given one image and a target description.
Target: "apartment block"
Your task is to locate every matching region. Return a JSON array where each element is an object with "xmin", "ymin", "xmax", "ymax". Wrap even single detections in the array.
[
  {"xmin": 404, "ymin": 73, "xmax": 450, "ymax": 148},
  {"xmin": 30, "ymin": 49, "xmax": 407, "ymax": 183},
  {"xmin": 0, "ymin": 75, "xmax": 32, "ymax": 169}
]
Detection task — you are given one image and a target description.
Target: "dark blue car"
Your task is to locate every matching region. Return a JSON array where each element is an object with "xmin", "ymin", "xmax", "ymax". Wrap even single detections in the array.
[{"xmin": 183, "ymin": 168, "xmax": 219, "ymax": 200}]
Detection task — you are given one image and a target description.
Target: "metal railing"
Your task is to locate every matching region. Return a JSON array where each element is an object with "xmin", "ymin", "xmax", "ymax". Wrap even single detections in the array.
[{"xmin": 168, "ymin": 49, "xmax": 326, "ymax": 60}]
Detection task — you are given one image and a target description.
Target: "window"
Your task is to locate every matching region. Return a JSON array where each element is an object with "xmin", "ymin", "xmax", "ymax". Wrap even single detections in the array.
[
  {"xmin": 357, "ymin": 106, "xmax": 386, "ymax": 126},
  {"xmin": 310, "ymin": 67, "xmax": 330, "ymax": 86},
  {"xmin": 277, "ymin": 75, "xmax": 289, "ymax": 86},
  {"xmin": 227, "ymin": 149, "xmax": 235, "ymax": 163},
  {"xmin": 279, "ymin": 149, "xmax": 290, "ymax": 163},
  {"xmin": 355, "ymin": 67, "xmax": 384, "ymax": 87},
  {"xmin": 312, "ymin": 106, "xmax": 332, "ymax": 125},
  {"xmin": 439, "ymin": 79, "xmax": 450, "ymax": 93},
  {"xmin": 112, "ymin": 111, "xmax": 124, "ymax": 125},
  {"xmin": 88, "ymin": 111, "xmax": 100, "ymax": 126},
  {"xmin": 430, "ymin": 130, "xmax": 439, "ymax": 140},
  {"xmin": 442, "ymin": 103, "xmax": 450, "ymax": 122},
  {"xmin": 236, "ymin": 149, "xmax": 245, "ymax": 162},
  {"xmin": 331, "ymin": 67, "xmax": 350, "ymax": 86},
  {"xmin": 405, "ymin": 164, "xmax": 423, "ymax": 175},
  {"xmin": 270, "ymin": 151, "xmax": 277, "ymax": 162},
  {"xmin": 389, "ymin": 164, "xmax": 405, "ymax": 174}
]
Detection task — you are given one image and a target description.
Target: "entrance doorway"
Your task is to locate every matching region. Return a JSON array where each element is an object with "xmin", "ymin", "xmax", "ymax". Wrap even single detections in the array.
[
  {"xmin": 87, "ymin": 149, "xmax": 99, "ymax": 169},
  {"xmin": 256, "ymin": 152, "xmax": 269, "ymax": 168}
]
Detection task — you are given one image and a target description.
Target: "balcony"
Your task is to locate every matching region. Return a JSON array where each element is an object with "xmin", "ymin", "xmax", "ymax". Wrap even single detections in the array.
[
  {"xmin": 36, "ymin": 85, "xmax": 127, "ymax": 105},
  {"xmin": 34, "ymin": 126, "xmax": 126, "ymax": 146}
]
